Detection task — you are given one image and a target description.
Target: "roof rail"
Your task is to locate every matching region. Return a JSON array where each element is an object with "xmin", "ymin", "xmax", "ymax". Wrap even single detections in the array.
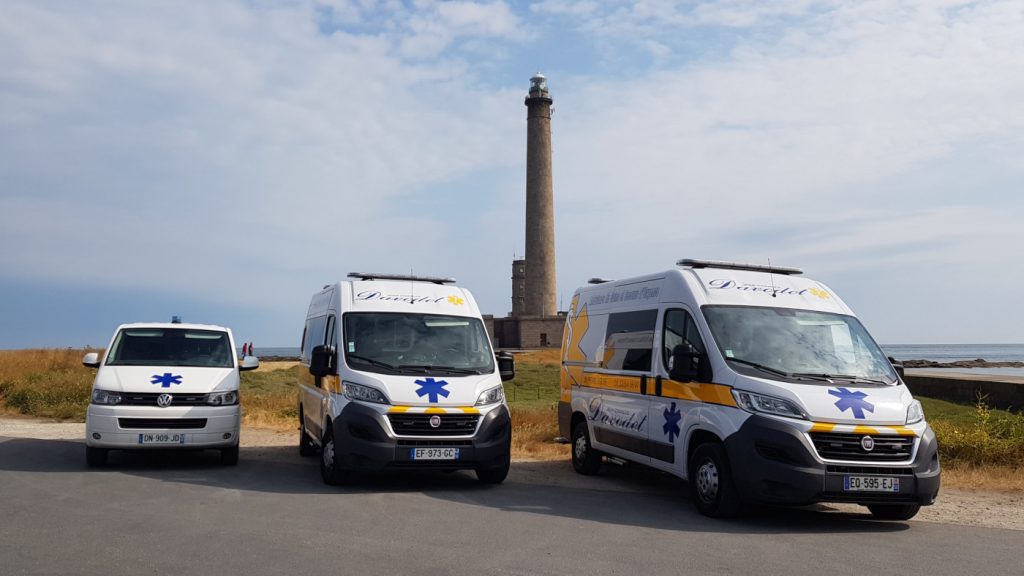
[
  {"xmin": 588, "ymin": 277, "xmax": 614, "ymax": 284},
  {"xmin": 676, "ymin": 259, "xmax": 803, "ymax": 276},
  {"xmin": 347, "ymin": 272, "xmax": 457, "ymax": 285}
]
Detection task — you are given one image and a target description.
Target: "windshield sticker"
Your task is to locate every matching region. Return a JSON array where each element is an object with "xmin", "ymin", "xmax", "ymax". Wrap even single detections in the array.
[
  {"xmin": 708, "ymin": 279, "xmax": 829, "ymax": 299},
  {"xmin": 829, "ymin": 387, "xmax": 874, "ymax": 419},
  {"xmin": 446, "ymin": 295, "xmax": 465, "ymax": 306},
  {"xmin": 348, "ymin": 342, "xmax": 355, "ymax": 353},
  {"xmin": 414, "ymin": 378, "xmax": 450, "ymax": 403},
  {"xmin": 663, "ymin": 402, "xmax": 682, "ymax": 443},
  {"xmin": 150, "ymin": 373, "xmax": 182, "ymax": 388}
]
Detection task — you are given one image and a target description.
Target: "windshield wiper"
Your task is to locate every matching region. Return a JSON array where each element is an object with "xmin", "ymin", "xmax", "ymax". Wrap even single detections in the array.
[
  {"xmin": 795, "ymin": 373, "xmax": 890, "ymax": 385},
  {"xmin": 397, "ymin": 364, "xmax": 483, "ymax": 375},
  {"xmin": 726, "ymin": 357, "xmax": 793, "ymax": 378},
  {"xmin": 346, "ymin": 354, "xmax": 400, "ymax": 371}
]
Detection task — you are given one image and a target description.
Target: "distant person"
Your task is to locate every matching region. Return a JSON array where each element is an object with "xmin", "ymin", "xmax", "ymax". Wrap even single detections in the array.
[{"xmin": 249, "ymin": 342, "xmax": 255, "ymax": 356}]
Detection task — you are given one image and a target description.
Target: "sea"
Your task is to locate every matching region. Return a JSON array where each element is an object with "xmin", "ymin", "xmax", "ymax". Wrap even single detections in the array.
[{"xmin": 246, "ymin": 344, "xmax": 1024, "ymax": 377}]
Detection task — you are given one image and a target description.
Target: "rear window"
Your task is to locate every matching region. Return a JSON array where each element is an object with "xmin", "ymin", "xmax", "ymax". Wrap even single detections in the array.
[{"xmin": 106, "ymin": 328, "xmax": 234, "ymax": 368}]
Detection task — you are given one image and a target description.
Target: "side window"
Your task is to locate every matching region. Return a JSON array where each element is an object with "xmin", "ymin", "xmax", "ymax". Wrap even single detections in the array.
[
  {"xmin": 299, "ymin": 326, "xmax": 308, "ymax": 359},
  {"xmin": 662, "ymin": 309, "xmax": 707, "ymax": 371},
  {"xmin": 300, "ymin": 316, "xmax": 328, "ymax": 364},
  {"xmin": 602, "ymin": 309, "xmax": 657, "ymax": 372}
]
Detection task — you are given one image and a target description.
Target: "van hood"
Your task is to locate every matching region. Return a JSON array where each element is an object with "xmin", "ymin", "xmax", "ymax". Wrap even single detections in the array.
[
  {"xmin": 94, "ymin": 366, "xmax": 238, "ymax": 394},
  {"xmin": 355, "ymin": 372, "xmax": 501, "ymax": 407},
  {"xmin": 733, "ymin": 375, "xmax": 913, "ymax": 425}
]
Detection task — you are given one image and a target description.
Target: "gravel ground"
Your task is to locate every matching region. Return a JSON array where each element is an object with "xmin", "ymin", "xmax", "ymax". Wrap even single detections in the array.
[{"xmin": 2, "ymin": 416, "xmax": 1020, "ymax": 531}]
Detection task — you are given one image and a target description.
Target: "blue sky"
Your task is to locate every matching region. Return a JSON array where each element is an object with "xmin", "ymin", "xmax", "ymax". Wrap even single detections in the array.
[{"xmin": 1, "ymin": 0, "xmax": 1022, "ymax": 348}]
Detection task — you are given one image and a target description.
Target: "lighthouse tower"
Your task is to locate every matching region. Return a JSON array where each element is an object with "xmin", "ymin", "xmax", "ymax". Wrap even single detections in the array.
[{"xmin": 523, "ymin": 73, "xmax": 557, "ymax": 317}]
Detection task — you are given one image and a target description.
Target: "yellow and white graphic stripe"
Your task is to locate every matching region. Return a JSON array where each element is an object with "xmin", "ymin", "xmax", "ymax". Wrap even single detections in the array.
[
  {"xmin": 388, "ymin": 406, "xmax": 480, "ymax": 415},
  {"xmin": 808, "ymin": 422, "xmax": 917, "ymax": 437}
]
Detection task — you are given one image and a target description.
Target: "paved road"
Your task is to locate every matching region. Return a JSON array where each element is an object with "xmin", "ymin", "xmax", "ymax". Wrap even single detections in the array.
[{"xmin": 1, "ymin": 436, "xmax": 1020, "ymax": 576}]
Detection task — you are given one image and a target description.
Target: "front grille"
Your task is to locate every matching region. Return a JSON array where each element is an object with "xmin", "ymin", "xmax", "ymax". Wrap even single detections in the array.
[
  {"xmin": 120, "ymin": 392, "xmax": 208, "ymax": 406},
  {"xmin": 396, "ymin": 439, "xmax": 474, "ymax": 447},
  {"xmin": 386, "ymin": 414, "xmax": 479, "ymax": 436},
  {"xmin": 827, "ymin": 465, "xmax": 915, "ymax": 476},
  {"xmin": 118, "ymin": 418, "xmax": 208, "ymax": 430},
  {"xmin": 811, "ymin": 433, "xmax": 914, "ymax": 462}
]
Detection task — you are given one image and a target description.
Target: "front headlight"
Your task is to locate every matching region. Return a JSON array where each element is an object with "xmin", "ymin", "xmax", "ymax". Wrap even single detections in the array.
[
  {"xmin": 906, "ymin": 399, "xmax": 924, "ymax": 424},
  {"xmin": 208, "ymin": 391, "xmax": 239, "ymax": 406},
  {"xmin": 475, "ymin": 386, "xmax": 504, "ymax": 406},
  {"xmin": 342, "ymin": 381, "xmax": 390, "ymax": 405},
  {"xmin": 731, "ymin": 389, "xmax": 808, "ymax": 420},
  {"xmin": 91, "ymin": 389, "xmax": 122, "ymax": 405}
]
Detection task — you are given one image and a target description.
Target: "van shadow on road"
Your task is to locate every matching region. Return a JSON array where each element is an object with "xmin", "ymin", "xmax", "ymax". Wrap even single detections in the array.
[{"xmin": 0, "ymin": 436, "xmax": 908, "ymax": 536}]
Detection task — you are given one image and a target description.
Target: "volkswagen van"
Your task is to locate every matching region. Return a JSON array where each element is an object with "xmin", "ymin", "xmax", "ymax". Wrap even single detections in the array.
[
  {"xmin": 83, "ymin": 320, "xmax": 259, "ymax": 466},
  {"xmin": 297, "ymin": 273, "xmax": 514, "ymax": 486},
  {"xmin": 559, "ymin": 259, "xmax": 940, "ymax": 519}
]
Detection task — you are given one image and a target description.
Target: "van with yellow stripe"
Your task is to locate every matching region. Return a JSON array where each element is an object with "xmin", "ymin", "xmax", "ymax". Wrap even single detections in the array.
[
  {"xmin": 559, "ymin": 259, "xmax": 940, "ymax": 519},
  {"xmin": 298, "ymin": 273, "xmax": 514, "ymax": 486}
]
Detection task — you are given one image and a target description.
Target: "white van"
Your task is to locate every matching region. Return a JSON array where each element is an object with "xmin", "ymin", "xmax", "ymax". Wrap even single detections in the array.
[
  {"xmin": 297, "ymin": 273, "xmax": 514, "ymax": 486},
  {"xmin": 559, "ymin": 259, "xmax": 940, "ymax": 519},
  {"xmin": 82, "ymin": 320, "xmax": 259, "ymax": 467}
]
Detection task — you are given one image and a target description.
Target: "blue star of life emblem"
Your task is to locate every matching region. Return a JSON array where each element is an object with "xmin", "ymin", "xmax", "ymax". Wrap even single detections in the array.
[
  {"xmin": 414, "ymin": 378, "xmax": 450, "ymax": 403},
  {"xmin": 663, "ymin": 401, "xmax": 682, "ymax": 443},
  {"xmin": 151, "ymin": 373, "xmax": 182, "ymax": 388},
  {"xmin": 828, "ymin": 387, "xmax": 874, "ymax": 419}
]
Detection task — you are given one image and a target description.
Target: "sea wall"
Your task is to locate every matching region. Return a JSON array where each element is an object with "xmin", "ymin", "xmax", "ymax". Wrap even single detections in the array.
[{"xmin": 904, "ymin": 371, "xmax": 1024, "ymax": 411}]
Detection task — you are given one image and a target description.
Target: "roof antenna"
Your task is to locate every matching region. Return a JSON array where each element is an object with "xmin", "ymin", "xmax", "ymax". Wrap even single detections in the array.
[{"xmin": 768, "ymin": 257, "xmax": 778, "ymax": 298}]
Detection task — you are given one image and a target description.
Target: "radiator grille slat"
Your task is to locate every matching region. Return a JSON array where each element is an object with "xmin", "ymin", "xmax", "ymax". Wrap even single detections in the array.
[
  {"xmin": 118, "ymin": 418, "xmax": 208, "ymax": 430},
  {"xmin": 120, "ymin": 392, "xmax": 208, "ymax": 406},
  {"xmin": 810, "ymin": 432, "xmax": 914, "ymax": 462},
  {"xmin": 386, "ymin": 414, "xmax": 479, "ymax": 436}
]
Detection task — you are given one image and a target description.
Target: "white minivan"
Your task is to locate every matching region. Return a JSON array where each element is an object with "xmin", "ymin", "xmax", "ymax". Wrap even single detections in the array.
[
  {"xmin": 83, "ymin": 319, "xmax": 259, "ymax": 467},
  {"xmin": 559, "ymin": 259, "xmax": 940, "ymax": 519},
  {"xmin": 297, "ymin": 273, "xmax": 514, "ymax": 486}
]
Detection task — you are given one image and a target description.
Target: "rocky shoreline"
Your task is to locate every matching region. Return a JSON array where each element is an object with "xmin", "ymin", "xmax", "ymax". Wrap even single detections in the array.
[{"xmin": 901, "ymin": 358, "xmax": 1024, "ymax": 369}]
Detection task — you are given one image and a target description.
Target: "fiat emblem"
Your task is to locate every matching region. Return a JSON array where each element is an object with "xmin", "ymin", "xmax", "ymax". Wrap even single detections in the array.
[
  {"xmin": 861, "ymin": 435, "xmax": 875, "ymax": 452},
  {"xmin": 429, "ymin": 415, "xmax": 442, "ymax": 428},
  {"xmin": 156, "ymin": 393, "xmax": 173, "ymax": 408}
]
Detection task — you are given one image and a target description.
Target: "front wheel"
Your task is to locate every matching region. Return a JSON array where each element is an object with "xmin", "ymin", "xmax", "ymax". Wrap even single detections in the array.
[
  {"xmin": 688, "ymin": 442, "xmax": 741, "ymax": 518},
  {"xmin": 320, "ymin": 425, "xmax": 353, "ymax": 486},
  {"xmin": 85, "ymin": 446, "xmax": 108, "ymax": 468},
  {"xmin": 220, "ymin": 445, "xmax": 239, "ymax": 466},
  {"xmin": 867, "ymin": 504, "xmax": 921, "ymax": 521},
  {"xmin": 476, "ymin": 454, "xmax": 511, "ymax": 484},
  {"xmin": 571, "ymin": 421, "xmax": 602, "ymax": 475}
]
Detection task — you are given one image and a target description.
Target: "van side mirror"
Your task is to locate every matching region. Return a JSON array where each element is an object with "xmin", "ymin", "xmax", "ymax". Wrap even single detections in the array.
[
  {"xmin": 669, "ymin": 346, "xmax": 708, "ymax": 382},
  {"xmin": 310, "ymin": 345, "xmax": 336, "ymax": 377},
  {"xmin": 82, "ymin": 352, "xmax": 100, "ymax": 368},
  {"xmin": 888, "ymin": 356, "xmax": 905, "ymax": 379},
  {"xmin": 497, "ymin": 352, "xmax": 515, "ymax": 382},
  {"xmin": 240, "ymin": 356, "xmax": 260, "ymax": 372}
]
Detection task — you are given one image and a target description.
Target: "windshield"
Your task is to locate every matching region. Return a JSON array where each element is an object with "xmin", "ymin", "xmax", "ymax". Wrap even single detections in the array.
[
  {"xmin": 343, "ymin": 312, "xmax": 495, "ymax": 375},
  {"xmin": 702, "ymin": 306, "xmax": 897, "ymax": 384},
  {"xmin": 106, "ymin": 328, "xmax": 234, "ymax": 368}
]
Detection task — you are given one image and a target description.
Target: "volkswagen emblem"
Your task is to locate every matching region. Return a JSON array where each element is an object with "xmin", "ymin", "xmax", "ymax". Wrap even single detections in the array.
[
  {"xmin": 429, "ymin": 415, "xmax": 442, "ymax": 428},
  {"xmin": 861, "ymin": 435, "xmax": 875, "ymax": 452},
  {"xmin": 156, "ymin": 393, "xmax": 173, "ymax": 408}
]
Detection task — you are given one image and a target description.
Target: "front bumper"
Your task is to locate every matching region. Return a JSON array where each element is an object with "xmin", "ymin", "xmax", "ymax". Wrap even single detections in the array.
[
  {"xmin": 724, "ymin": 414, "xmax": 940, "ymax": 506},
  {"xmin": 85, "ymin": 404, "xmax": 240, "ymax": 449},
  {"xmin": 332, "ymin": 402, "xmax": 512, "ymax": 471}
]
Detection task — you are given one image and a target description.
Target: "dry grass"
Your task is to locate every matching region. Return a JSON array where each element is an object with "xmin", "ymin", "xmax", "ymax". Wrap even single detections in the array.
[
  {"xmin": 511, "ymin": 405, "xmax": 569, "ymax": 460},
  {"xmin": 941, "ymin": 463, "xmax": 1024, "ymax": 492},
  {"xmin": 0, "ymin": 349, "xmax": 97, "ymax": 419}
]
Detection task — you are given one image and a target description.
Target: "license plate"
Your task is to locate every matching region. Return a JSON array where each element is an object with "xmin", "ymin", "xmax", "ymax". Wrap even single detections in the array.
[
  {"xmin": 844, "ymin": 475, "xmax": 899, "ymax": 492},
  {"xmin": 410, "ymin": 447, "xmax": 459, "ymax": 461},
  {"xmin": 138, "ymin": 433, "xmax": 186, "ymax": 445}
]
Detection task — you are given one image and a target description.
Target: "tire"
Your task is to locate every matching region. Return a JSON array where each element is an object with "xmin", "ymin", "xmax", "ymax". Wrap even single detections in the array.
[
  {"xmin": 298, "ymin": 411, "xmax": 316, "ymax": 457},
  {"xmin": 220, "ymin": 445, "xmax": 239, "ymax": 466},
  {"xmin": 571, "ymin": 421, "xmax": 602, "ymax": 475},
  {"xmin": 476, "ymin": 454, "xmax": 511, "ymax": 484},
  {"xmin": 867, "ymin": 503, "xmax": 921, "ymax": 521},
  {"xmin": 320, "ymin": 425, "xmax": 353, "ymax": 486},
  {"xmin": 688, "ymin": 442, "xmax": 742, "ymax": 518},
  {"xmin": 85, "ymin": 446, "xmax": 108, "ymax": 468}
]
